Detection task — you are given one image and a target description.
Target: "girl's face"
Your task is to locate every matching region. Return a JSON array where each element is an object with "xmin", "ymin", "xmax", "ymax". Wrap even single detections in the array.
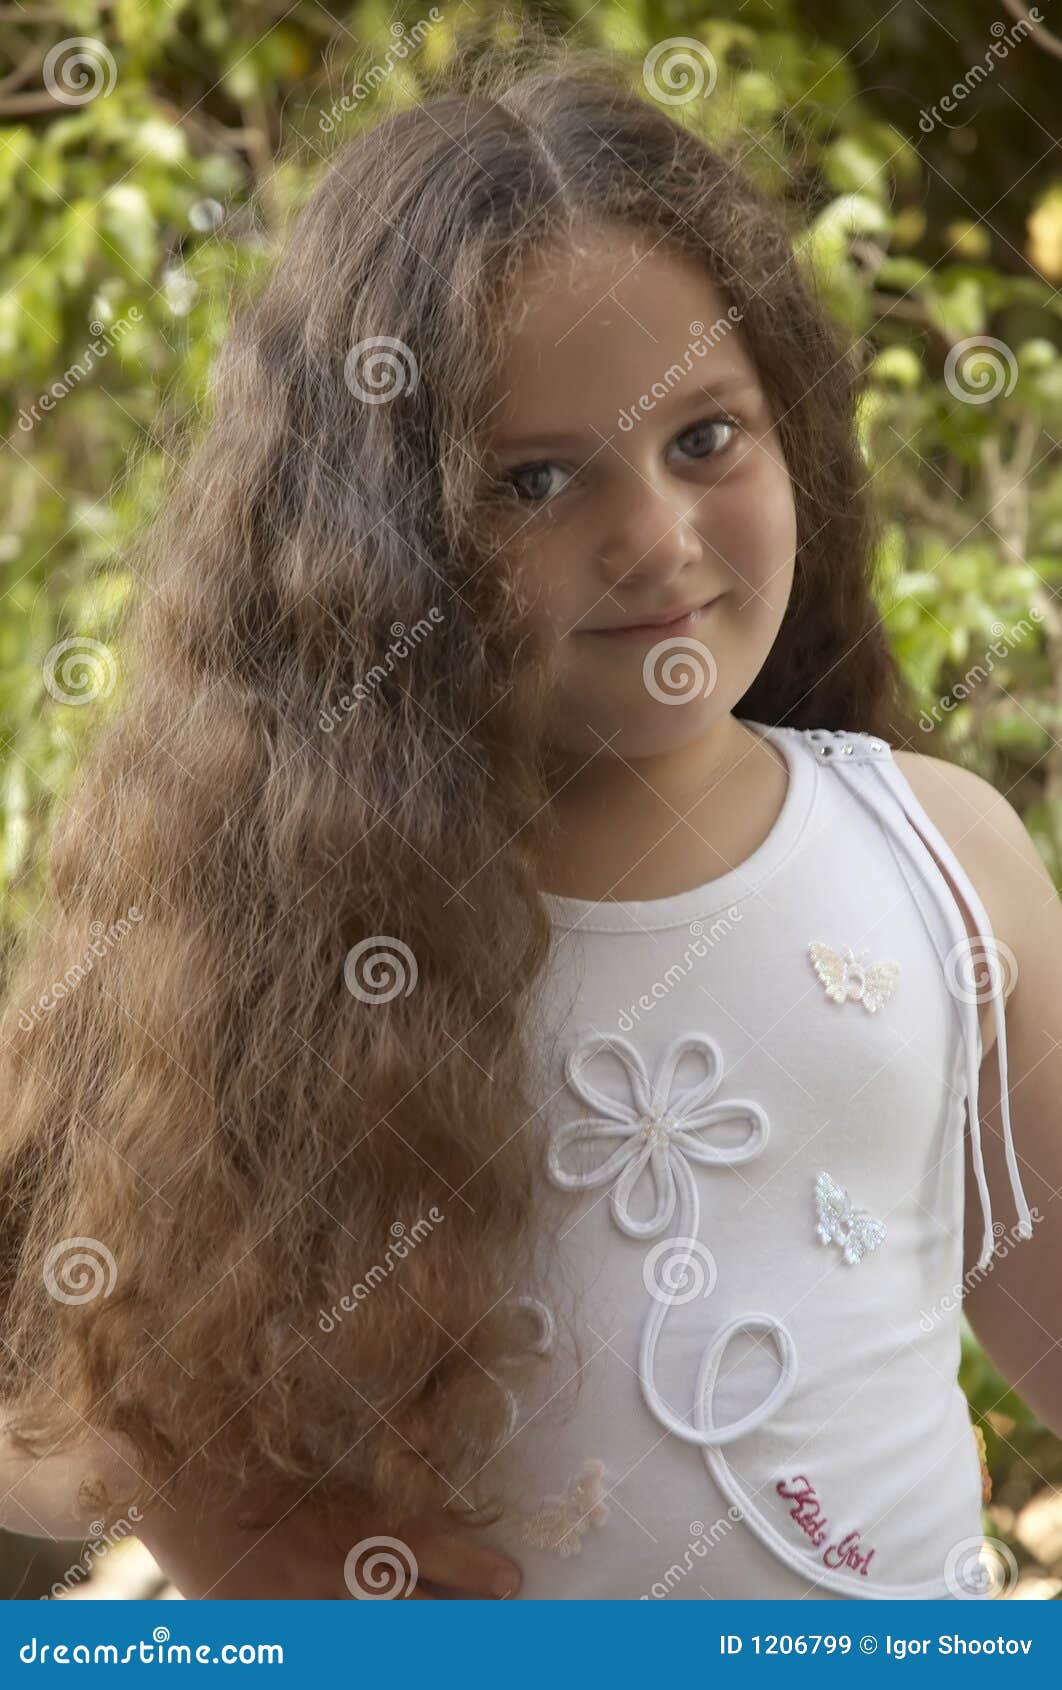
[{"xmin": 483, "ymin": 228, "xmax": 798, "ymax": 762}]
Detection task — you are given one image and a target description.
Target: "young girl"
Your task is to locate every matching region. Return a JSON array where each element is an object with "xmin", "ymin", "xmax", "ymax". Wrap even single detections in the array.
[{"xmin": 2, "ymin": 44, "xmax": 1061, "ymax": 1603}]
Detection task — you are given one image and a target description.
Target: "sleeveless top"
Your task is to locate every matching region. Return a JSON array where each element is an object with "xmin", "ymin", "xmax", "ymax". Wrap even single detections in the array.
[{"xmin": 469, "ymin": 720, "xmax": 1032, "ymax": 1601}]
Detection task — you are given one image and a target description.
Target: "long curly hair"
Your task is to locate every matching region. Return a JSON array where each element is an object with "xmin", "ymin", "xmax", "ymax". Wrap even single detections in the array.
[{"xmin": 0, "ymin": 38, "xmax": 922, "ymax": 1533}]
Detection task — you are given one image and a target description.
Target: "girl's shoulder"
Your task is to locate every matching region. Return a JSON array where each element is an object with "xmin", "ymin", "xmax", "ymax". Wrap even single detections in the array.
[{"xmin": 889, "ymin": 745, "xmax": 1053, "ymax": 1056}]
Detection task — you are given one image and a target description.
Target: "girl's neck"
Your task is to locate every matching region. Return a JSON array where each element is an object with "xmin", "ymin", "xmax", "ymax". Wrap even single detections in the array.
[{"xmin": 536, "ymin": 714, "xmax": 788, "ymax": 903}]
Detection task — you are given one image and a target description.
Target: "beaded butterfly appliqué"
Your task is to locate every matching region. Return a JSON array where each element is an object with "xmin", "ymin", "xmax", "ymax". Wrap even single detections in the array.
[
  {"xmin": 814, "ymin": 1171, "xmax": 887, "ymax": 1266},
  {"xmin": 521, "ymin": 1459, "xmax": 610, "ymax": 1558},
  {"xmin": 808, "ymin": 941, "xmax": 899, "ymax": 1013}
]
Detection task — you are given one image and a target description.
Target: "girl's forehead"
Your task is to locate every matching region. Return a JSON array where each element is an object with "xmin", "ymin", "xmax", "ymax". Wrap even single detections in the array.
[
  {"xmin": 502, "ymin": 234, "xmax": 737, "ymax": 354},
  {"xmin": 487, "ymin": 238, "xmax": 757, "ymax": 437},
  {"xmin": 516, "ymin": 225, "xmax": 726, "ymax": 298}
]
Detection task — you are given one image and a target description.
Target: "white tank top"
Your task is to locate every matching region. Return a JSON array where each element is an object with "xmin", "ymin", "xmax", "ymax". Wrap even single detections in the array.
[{"xmin": 469, "ymin": 720, "xmax": 1031, "ymax": 1600}]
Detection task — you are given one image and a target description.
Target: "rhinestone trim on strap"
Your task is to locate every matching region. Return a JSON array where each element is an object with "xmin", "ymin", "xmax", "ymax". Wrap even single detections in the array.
[{"xmin": 806, "ymin": 727, "xmax": 890, "ymax": 763}]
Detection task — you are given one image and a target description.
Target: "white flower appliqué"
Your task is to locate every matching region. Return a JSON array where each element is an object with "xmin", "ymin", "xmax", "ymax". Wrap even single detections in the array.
[
  {"xmin": 814, "ymin": 1171, "xmax": 887, "ymax": 1266},
  {"xmin": 547, "ymin": 1031, "xmax": 798, "ymax": 1447},
  {"xmin": 522, "ymin": 1458, "xmax": 610, "ymax": 1558},
  {"xmin": 808, "ymin": 941, "xmax": 899, "ymax": 1013}
]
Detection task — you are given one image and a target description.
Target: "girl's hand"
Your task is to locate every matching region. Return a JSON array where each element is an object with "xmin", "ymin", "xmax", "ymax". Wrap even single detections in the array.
[{"xmin": 135, "ymin": 1483, "xmax": 523, "ymax": 1600}]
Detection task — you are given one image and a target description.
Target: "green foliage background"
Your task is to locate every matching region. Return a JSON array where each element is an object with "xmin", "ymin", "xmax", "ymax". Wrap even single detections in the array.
[{"xmin": 2, "ymin": 0, "xmax": 1060, "ymax": 1593}]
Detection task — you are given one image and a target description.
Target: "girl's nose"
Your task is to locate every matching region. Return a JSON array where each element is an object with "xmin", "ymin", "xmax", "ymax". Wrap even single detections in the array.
[{"xmin": 595, "ymin": 479, "xmax": 707, "ymax": 592}]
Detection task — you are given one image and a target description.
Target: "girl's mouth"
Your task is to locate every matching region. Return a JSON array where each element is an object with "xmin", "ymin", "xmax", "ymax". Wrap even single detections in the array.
[{"xmin": 583, "ymin": 595, "xmax": 724, "ymax": 642}]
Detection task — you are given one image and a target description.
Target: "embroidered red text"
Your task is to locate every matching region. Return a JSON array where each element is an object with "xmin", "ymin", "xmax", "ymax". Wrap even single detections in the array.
[{"xmin": 776, "ymin": 1475, "xmax": 877, "ymax": 1576}]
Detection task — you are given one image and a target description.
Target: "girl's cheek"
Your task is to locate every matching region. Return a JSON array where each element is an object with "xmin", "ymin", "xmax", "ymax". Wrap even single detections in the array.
[
  {"xmin": 708, "ymin": 452, "xmax": 797, "ymax": 590},
  {"xmin": 521, "ymin": 558, "xmax": 582, "ymax": 636},
  {"xmin": 505, "ymin": 531, "xmax": 568, "ymax": 625}
]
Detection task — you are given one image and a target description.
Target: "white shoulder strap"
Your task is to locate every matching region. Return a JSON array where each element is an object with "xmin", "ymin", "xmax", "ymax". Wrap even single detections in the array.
[{"xmin": 803, "ymin": 726, "xmax": 1032, "ymax": 1271}]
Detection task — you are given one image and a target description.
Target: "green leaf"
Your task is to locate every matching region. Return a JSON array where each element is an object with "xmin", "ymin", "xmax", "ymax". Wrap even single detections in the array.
[{"xmin": 869, "ymin": 347, "xmax": 923, "ymax": 390}]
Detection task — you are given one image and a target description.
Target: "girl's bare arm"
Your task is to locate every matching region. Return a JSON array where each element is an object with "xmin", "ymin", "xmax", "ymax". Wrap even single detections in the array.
[{"xmin": 896, "ymin": 750, "xmax": 1062, "ymax": 1438}]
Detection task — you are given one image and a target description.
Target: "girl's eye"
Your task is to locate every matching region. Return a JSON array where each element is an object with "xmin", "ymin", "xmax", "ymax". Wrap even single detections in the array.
[
  {"xmin": 498, "ymin": 415, "xmax": 740, "ymax": 507},
  {"xmin": 676, "ymin": 417, "xmax": 737, "ymax": 459},
  {"xmin": 503, "ymin": 462, "xmax": 574, "ymax": 504}
]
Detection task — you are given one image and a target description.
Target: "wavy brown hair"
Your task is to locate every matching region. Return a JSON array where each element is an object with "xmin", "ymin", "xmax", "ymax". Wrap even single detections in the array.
[{"xmin": 0, "ymin": 36, "xmax": 923, "ymax": 1533}]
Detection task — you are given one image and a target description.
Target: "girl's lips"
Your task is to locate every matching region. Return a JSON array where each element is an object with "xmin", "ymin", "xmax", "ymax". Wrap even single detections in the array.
[{"xmin": 583, "ymin": 595, "xmax": 723, "ymax": 642}]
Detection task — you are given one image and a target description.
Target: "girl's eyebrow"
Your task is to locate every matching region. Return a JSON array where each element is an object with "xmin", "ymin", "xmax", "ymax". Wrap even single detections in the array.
[{"xmin": 491, "ymin": 371, "xmax": 759, "ymax": 453}]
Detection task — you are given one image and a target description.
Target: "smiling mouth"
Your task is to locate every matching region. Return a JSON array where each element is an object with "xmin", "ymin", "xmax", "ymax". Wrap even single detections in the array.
[{"xmin": 582, "ymin": 596, "xmax": 724, "ymax": 641}]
